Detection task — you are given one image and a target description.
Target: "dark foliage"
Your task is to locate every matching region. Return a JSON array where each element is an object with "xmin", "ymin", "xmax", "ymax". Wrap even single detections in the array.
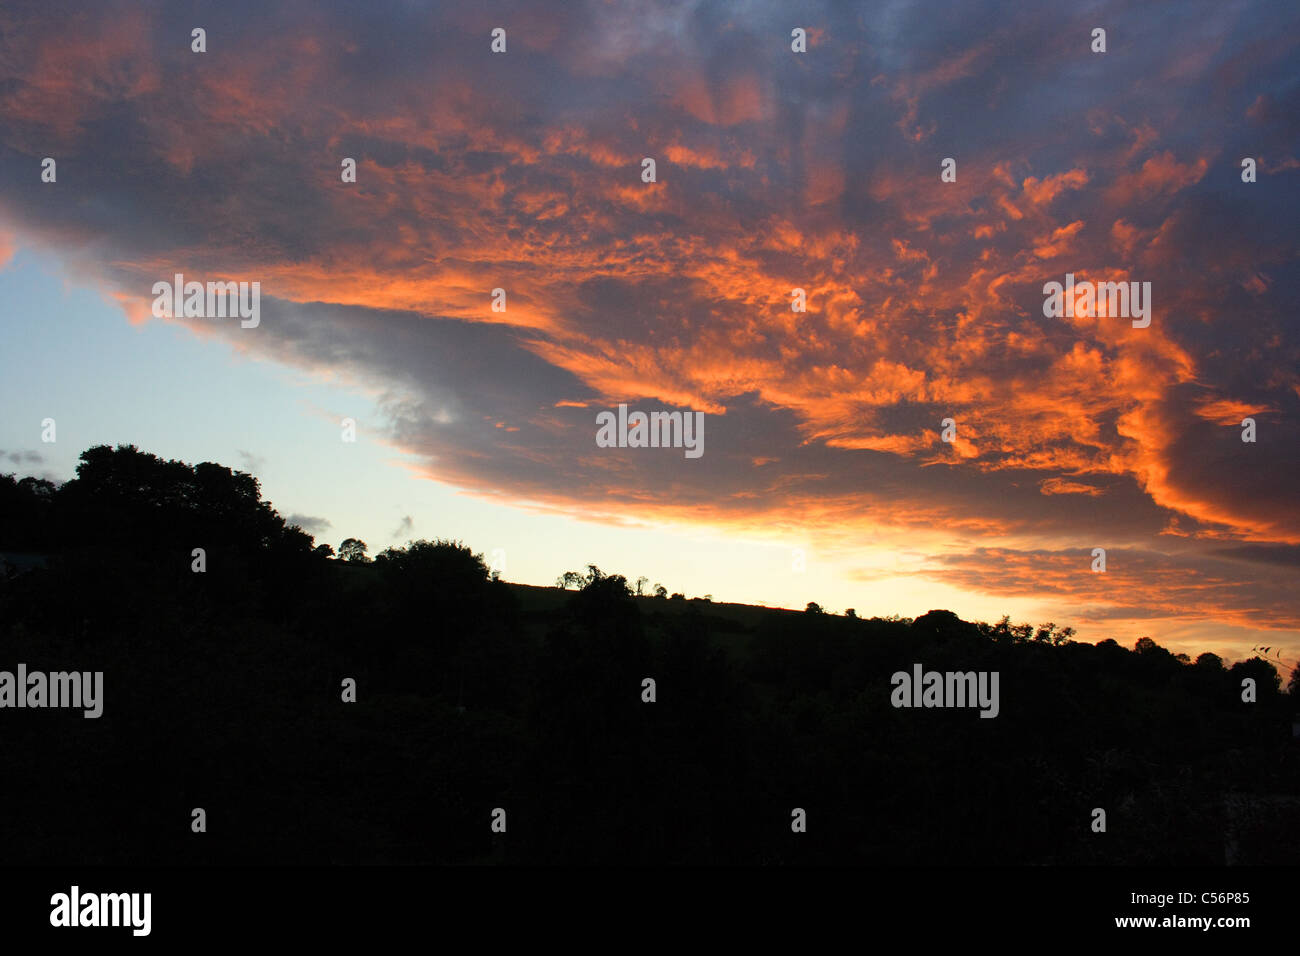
[{"xmin": 0, "ymin": 446, "xmax": 1296, "ymax": 864}]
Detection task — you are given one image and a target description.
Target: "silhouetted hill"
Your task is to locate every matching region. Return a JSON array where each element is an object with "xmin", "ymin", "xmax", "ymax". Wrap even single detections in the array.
[{"xmin": 1, "ymin": 445, "xmax": 1297, "ymax": 865}]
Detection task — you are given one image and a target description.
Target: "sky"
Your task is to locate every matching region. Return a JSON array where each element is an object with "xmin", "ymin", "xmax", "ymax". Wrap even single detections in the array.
[{"xmin": 0, "ymin": 0, "xmax": 1297, "ymax": 667}]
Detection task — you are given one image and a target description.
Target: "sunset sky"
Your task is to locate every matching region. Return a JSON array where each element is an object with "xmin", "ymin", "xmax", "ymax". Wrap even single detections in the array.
[{"xmin": 1, "ymin": 0, "xmax": 1297, "ymax": 666}]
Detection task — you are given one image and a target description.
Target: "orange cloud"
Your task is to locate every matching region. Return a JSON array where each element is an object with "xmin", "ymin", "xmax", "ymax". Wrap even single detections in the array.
[
  {"xmin": 1105, "ymin": 151, "xmax": 1209, "ymax": 205},
  {"xmin": 1022, "ymin": 168, "xmax": 1089, "ymax": 205}
]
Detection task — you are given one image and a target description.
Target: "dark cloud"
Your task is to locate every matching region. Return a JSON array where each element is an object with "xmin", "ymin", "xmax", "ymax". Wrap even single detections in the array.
[
  {"xmin": 286, "ymin": 513, "xmax": 332, "ymax": 537},
  {"xmin": 0, "ymin": 450, "xmax": 45, "ymax": 468}
]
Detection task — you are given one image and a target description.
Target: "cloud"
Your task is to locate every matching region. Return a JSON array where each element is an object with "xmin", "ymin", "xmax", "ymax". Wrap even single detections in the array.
[
  {"xmin": 236, "ymin": 450, "xmax": 266, "ymax": 475},
  {"xmin": 0, "ymin": 0, "xmax": 1297, "ymax": 641},
  {"xmin": 286, "ymin": 513, "xmax": 332, "ymax": 537},
  {"xmin": 0, "ymin": 450, "xmax": 46, "ymax": 467},
  {"xmin": 1022, "ymin": 168, "xmax": 1089, "ymax": 206},
  {"xmin": 909, "ymin": 545, "xmax": 1300, "ymax": 633},
  {"xmin": 1039, "ymin": 478, "xmax": 1105, "ymax": 497},
  {"xmin": 390, "ymin": 515, "xmax": 414, "ymax": 541}
]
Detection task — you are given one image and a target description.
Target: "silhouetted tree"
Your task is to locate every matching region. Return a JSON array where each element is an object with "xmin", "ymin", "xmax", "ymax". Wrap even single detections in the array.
[
  {"xmin": 1230, "ymin": 657, "xmax": 1283, "ymax": 699},
  {"xmin": 339, "ymin": 538, "xmax": 369, "ymax": 563},
  {"xmin": 1196, "ymin": 652, "xmax": 1225, "ymax": 670}
]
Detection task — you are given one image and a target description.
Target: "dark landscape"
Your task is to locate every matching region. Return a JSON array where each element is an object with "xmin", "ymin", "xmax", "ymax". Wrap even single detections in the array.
[{"xmin": 2, "ymin": 445, "xmax": 1296, "ymax": 866}]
